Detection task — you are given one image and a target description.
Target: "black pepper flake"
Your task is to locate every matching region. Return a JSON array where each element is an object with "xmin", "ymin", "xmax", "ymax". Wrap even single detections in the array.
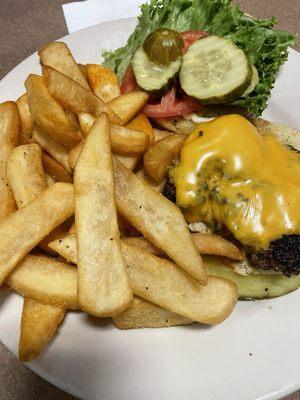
[
  {"xmin": 110, "ymin": 238, "xmax": 113, "ymax": 241},
  {"xmin": 139, "ymin": 205, "xmax": 142, "ymax": 209},
  {"xmin": 66, "ymin": 245, "xmax": 69, "ymax": 249},
  {"xmin": 166, "ymin": 319, "xmax": 169, "ymax": 323},
  {"xmin": 249, "ymin": 353, "xmax": 253, "ymax": 356},
  {"xmin": 265, "ymin": 288, "xmax": 269, "ymax": 292},
  {"xmin": 59, "ymin": 239, "xmax": 62, "ymax": 243},
  {"xmin": 198, "ymin": 130, "xmax": 203, "ymax": 137},
  {"xmin": 145, "ymin": 287, "xmax": 149, "ymax": 290}
]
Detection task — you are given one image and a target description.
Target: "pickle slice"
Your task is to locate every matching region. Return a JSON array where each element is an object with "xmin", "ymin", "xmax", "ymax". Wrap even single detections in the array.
[
  {"xmin": 143, "ymin": 28, "xmax": 183, "ymax": 65},
  {"xmin": 180, "ymin": 35, "xmax": 252, "ymax": 104},
  {"xmin": 204, "ymin": 256, "xmax": 300, "ymax": 299},
  {"xmin": 132, "ymin": 46, "xmax": 181, "ymax": 94}
]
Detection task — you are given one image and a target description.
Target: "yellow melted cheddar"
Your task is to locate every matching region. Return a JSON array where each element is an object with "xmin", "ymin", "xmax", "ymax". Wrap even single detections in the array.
[{"xmin": 169, "ymin": 114, "xmax": 300, "ymax": 250}]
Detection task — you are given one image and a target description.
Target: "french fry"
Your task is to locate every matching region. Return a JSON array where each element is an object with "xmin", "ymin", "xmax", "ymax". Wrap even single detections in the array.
[
  {"xmin": 48, "ymin": 236, "xmax": 237, "ymax": 324},
  {"xmin": 122, "ymin": 236, "xmax": 162, "ymax": 256},
  {"xmin": 38, "ymin": 42, "xmax": 90, "ymax": 90},
  {"xmin": 0, "ymin": 101, "xmax": 19, "ymax": 221},
  {"xmin": 32, "ymin": 126, "xmax": 72, "ymax": 174},
  {"xmin": 68, "ymin": 222, "xmax": 76, "ymax": 235},
  {"xmin": 79, "ymin": 112, "xmax": 149, "ymax": 154},
  {"xmin": 108, "ymin": 92, "xmax": 149, "ymax": 124},
  {"xmin": 6, "ymin": 255, "xmax": 78, "ymax": 309},
  {"xmin": 65, "ymin": 109, "xmax": 81, "ymax": 133},
  {"xmin": 68, "ymin": 142, "xmax": 139, "ymax": 172},
  {"xmin": 127, "ymin": 113, "xmax": 154, "ymax": 143},
  {"xmin": 115, "ymin": 155, "xmax": 139, "ymax": 171},
  {"xmin": 0, "ymin": 182, "xmax": 74, "ymax": 285},
  {"xmin": 45, "ymin": 173, "xmax": 56, "ymax": 186},
  {"xmin": 25, "ymin": 74, "xmax": 81, "ymax": 148},
  {"xmin": 153, "ymin": 128, "xmax": 172, "ymax": 142},
  {"xmin": 39, "ymin": 219, "xmax": 73, "ymax": 255},
  {"xmin": 68, "ymin": 142, "xmax": 82, "ymax": 170},
  {"xmin": 42, "ymin": 153, "xmax": 72, "ymax": 183},
  {"xmin": 154, "ymin": 116, "xmax": 195, "ymax": 134},
  {"xmin": 19, "ymin": 298, "xmax": 65, "ymax": 362},
  {"xmin": 6, "ymin": 144, "xmax": 47, "ymax": 208},
  {"xmin": 143, "ymin": 134, "xmax": 186, "ymax": 182},
  {"xmin": 43, "ymin": 67, "xmax": 122, "ymax": 125},
  {"xmin": 136, "ymin": 168, "xmax": 166, "ymax": 192},
  {"xmin": 74, "ymin": 113, "xmax": 132, "ymax": 316},
  {"xmin": 192, "ymin": 233, "xmax": 243, "ymax": 260},
  {"xmin": 113, "ymin": 158, "xmax": 207, "ymax": 284},
  {"xmin": 86, "ymin": 64, "xmax": 120, "ymax": 102},
  {"xmin": 16, "ymin": 94, "xmax": 33, "ymax": 143},
  {"xmin": 78, "ymin": 64, "xmax": 88, "ymax": 80},
  {"xmin": 113, "ymin": 296, "xmax": 193, "ymax": 329}
]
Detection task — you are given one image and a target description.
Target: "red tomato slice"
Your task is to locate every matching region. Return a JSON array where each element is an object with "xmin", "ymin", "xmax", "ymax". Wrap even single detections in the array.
[
  {"xmin": 180, "ymin": 30, "xmax": 207, "ymax": 53},
  {"xmin": 120, "ymin": 64, "xmax": 139, "ymax": 94},
  {"xmin": 143, "ymin": 87, "xmax": 202, "ymax": 118}
]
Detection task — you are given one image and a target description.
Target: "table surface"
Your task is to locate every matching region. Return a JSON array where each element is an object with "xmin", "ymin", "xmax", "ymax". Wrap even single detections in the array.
[{"xmin": 0, "ymin": 1, "xmax": 299, "ymax": 399}]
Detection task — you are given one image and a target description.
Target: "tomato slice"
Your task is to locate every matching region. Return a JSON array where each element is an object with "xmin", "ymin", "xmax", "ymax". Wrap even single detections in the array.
[
  {"xmin": 120, "ymin": 64, "xmax": 139, "ymax": 94},
  {"xmin": 180, "ymin": 30, "xmax": 207, "ymax": 54},
  {"xmin": 143, "ymin": 87, "xmax": 202, "ymax": 118}
]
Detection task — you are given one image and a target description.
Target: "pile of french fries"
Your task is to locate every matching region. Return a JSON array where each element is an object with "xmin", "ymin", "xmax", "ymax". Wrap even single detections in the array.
[{"xmin": 0, "ymin": 42, "xmax": 242, "ymax": 362}]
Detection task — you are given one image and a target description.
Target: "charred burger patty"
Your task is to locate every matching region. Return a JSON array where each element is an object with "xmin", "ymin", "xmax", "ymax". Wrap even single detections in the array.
[{"xmin": 163, "ymin": 181, "xmax": 300, "ymax": 276}]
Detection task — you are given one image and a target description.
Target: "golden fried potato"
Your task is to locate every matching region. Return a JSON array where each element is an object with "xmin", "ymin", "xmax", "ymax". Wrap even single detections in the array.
[
  {"xmin": 38, "ymin": 42, "xmax": 90, "ymax": 89},
  {"xmin": 6, "ymin": 144, "xmax": 47, "ymax": 208},
  {"xmin": 32, "ymin": 126, "xmax": 72, "ymax": 174},
  {"xmin": 68, "ymin": 142, "xmax": 82, "ymax": 170},
  {"xmin": 113, "ymin": 158, "xmax": 207, "ymax": 284},
  {"xmin": 25, "ymin": 74, "xmax": 81, "ymax": 148},
  {"xmin": 127, "ymin": 113, "xmax": 154, "ymax": 143},
  {"xmin": 153, "ymin": 128, "xmax": 172, "ymax": 142},
  {"xmin": 135, "ymin": 168, "xmax": 165, "ymax": 192},
  {"xmin": 122, "ymin": 236, "xmax": 162, "ymax": 256},
  {"xmin": 19, "ymin": 298, "xmax": 65, "ymax": 362},
  {"xmin": 154, "ymin": 116, "xmax": 195, "ymax": 134},
  {"xmin": 0, "ymin": 182, "xmax": 74, "ymax": 285},
  {"xmin": 113, "ymin": 296, "xmax": 193, "ymax": 329},
  {"xmin": 192, "ymin": 233, "xmax": 243, "ymax": 260},
  {"xmin": 48, "ymin": 236, "xmax": 237, "ymax": 324},
  {"xmin": 143, "ymin": 134, "xmax": 186, "ymax": 182},
  {"xmin": 108, "ymin": 92, "xmax": 149, "ymax": 124},
  {"xmin": 86, "ymin": 64, "xmax": 120, "ymax": 102},
  {"xmin": 42, "ymin": 153, "xmax": 72, "ymax": 183},
  {"xmin": 0, "ymin": 101, "xmax": 20, "ymax": 221},
  {"xmin": 74, "ymin": 114, "xmax": 132, "ymax": 316},
  {"xmin": 6, "ymin": 255, "xmax": 78, "ymax": 309},
  {"xmin": 16, "ymin": 94, "xmax": 33, "ymax": 143},
  {"xmin": 43, "ymin": 66, "xmax": 122, "ymax": 125}
]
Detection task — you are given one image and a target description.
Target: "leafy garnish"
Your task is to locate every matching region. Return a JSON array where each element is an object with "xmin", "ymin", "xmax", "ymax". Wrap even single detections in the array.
[{"xmin": 103, "ymin": 0, "xmax": 296, "ymax": 116}]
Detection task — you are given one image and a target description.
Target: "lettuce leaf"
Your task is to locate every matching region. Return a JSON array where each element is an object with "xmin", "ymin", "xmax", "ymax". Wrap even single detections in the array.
[{"xmin": 103, "ymin": 0, "xmax": 296, "ymax": 116}]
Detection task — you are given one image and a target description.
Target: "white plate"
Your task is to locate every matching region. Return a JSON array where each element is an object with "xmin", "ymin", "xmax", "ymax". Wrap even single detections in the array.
[{"xmin": 0, "ymin": 17, "xmax": 300, "ymax": 400}]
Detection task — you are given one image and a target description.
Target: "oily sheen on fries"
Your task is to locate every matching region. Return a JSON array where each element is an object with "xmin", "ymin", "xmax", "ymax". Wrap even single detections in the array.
[
  {"xmin": 6, "ymin": 144, "xmax": 47, "ymax": 208},
  {"xmin": 113, "ymin": 296, "xmax": 193, "ymax": 329},
  {"xmin": 74, "ymin": 113, "xmax": 132, "ymax": 316},
  {"xmin": 39, "ymin": 42, "xmax": 90, "ymax": 90},
  {"xmin": 6, "ymin": 255, "xmax": 78, "ymax": 309},
  {"xmin": 0, "ymin": 182, "xmax": 74, "ymax": 285},
  {"xmin": 49, "ymin": 235, "xmax": 237, "ymax": 324},
  {"xmin": 144, "ymin": 134, "xmax": 187, "ymax": 182},
  {"xmin": 32, "ymin": 127, "xmax": 72, "ymax": 173},
  {"xmin": 19, "ymin": 298, "xmax": 65, "ymax": 362},
  {"xmin": 16, "ymin": 94, "xmax": 33, "ymax": 143},
  {"xmin": 113, "ymin": 158, "xmax": 207, "ymax": 284},
  {"xmin": 42, "ymin": 153, "xmax": 72, "ymax": 183},
  {"xmin": 25, "ymin": 74, "xmax": 81, "ymax": 148},
  {"xmin": 43, "ymin": 66, "xmax": 122, "ymax": 125},
  {"xmin": 0, "ymin": 102, "xmax": 19, "ymax": 221}
]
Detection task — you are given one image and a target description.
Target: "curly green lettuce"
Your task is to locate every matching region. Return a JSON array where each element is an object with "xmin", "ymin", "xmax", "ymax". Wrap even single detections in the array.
[{"xmin": 103, "ymin": 0, "xmax": 296, "ymax": 116}]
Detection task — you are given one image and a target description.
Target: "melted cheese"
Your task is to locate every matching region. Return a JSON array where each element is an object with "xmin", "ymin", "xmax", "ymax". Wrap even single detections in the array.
[{"xmin": 169, "ymin": 114, "xmax": 300, "ymax": 250}]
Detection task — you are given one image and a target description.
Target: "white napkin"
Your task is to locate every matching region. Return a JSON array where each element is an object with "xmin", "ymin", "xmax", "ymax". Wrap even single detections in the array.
[{"xmin": 62, "ymin": 0, "xmax": 144, "ymax": 34}]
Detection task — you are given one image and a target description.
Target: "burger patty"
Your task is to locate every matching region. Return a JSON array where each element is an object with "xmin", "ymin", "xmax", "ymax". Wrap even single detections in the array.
[
  {"xmin": 163, "ymin": 181, "xmax": 300, "ymax": 276},
  {"xmin": 247, "ymin": 235, "xmax": 300, "ymax": 276}
]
